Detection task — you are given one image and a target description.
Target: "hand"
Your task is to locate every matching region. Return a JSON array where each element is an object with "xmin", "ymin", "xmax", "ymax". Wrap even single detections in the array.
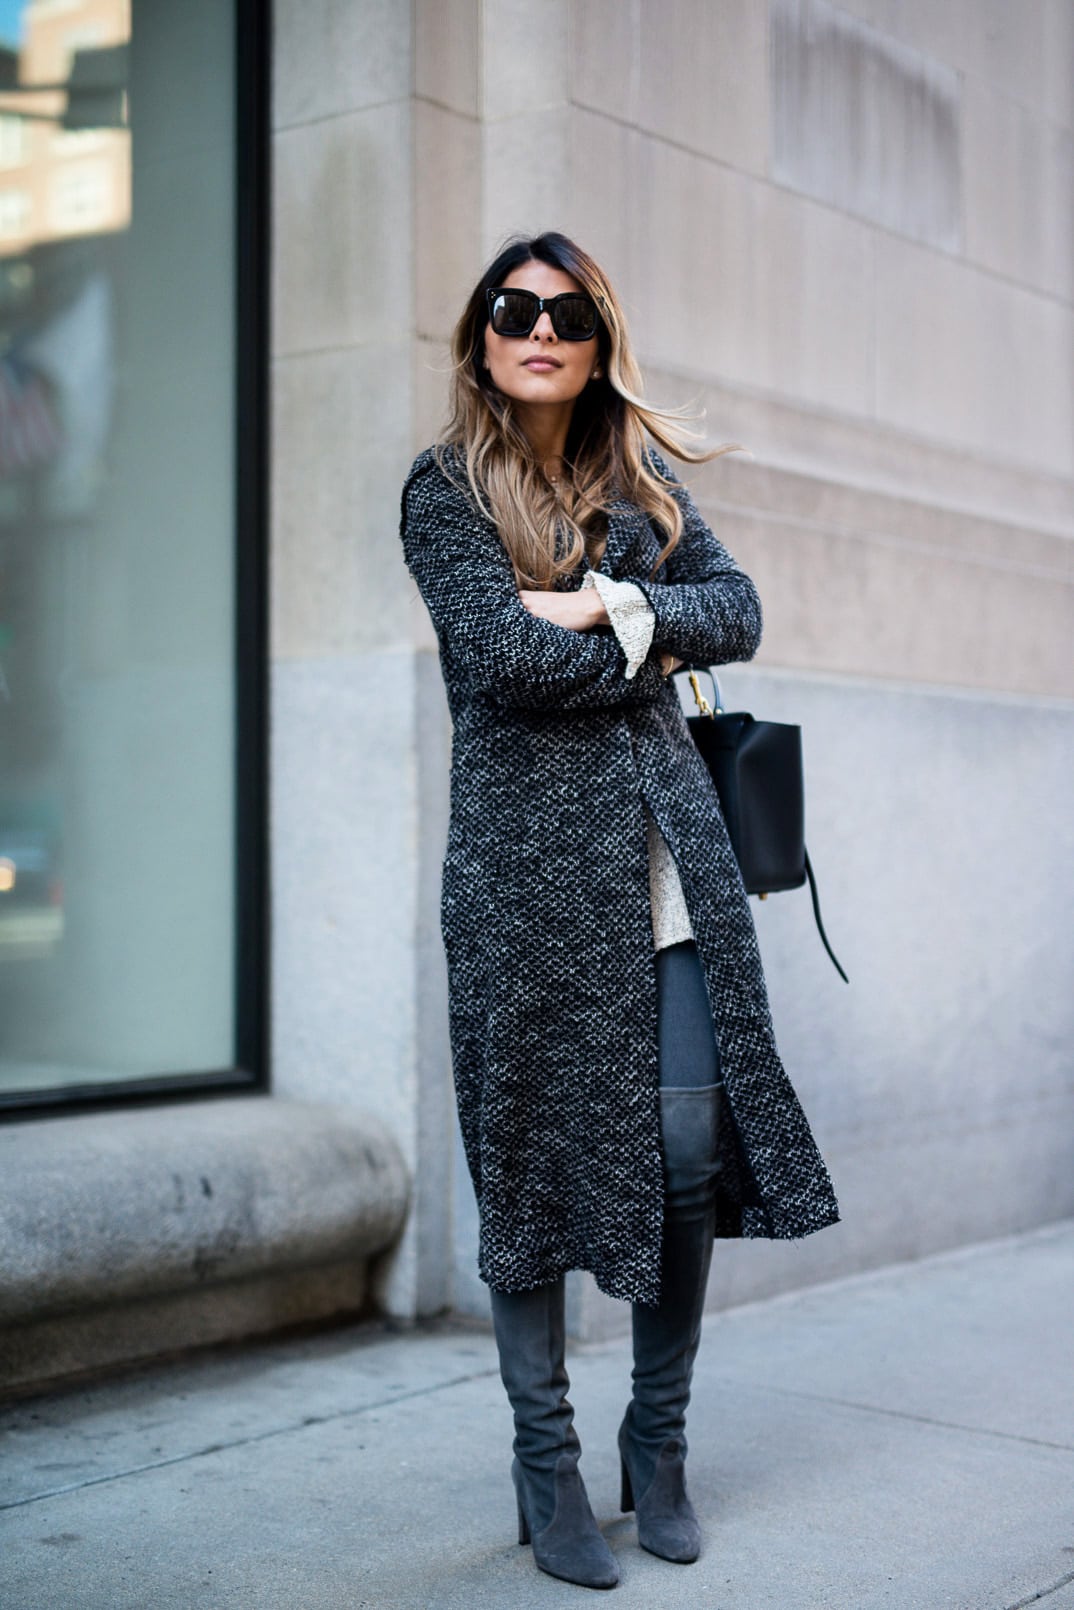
[
  {"xmin": 518, "ymin": 589, "xmax": 607, "ymax": 631},
  {"xmin": 657, "ymin": 652, "xmax": 684, "ymax": 678}
]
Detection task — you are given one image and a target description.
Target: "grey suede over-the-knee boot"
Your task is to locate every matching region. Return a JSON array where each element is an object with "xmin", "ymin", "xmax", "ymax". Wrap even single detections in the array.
[
  {"xmin": 619, "ymin": 1081, "xmax": 723, "ymax": 1564},
  {"xmin": 491, "ymin": 1278, "xmax": 619, "ymax": 1589}
]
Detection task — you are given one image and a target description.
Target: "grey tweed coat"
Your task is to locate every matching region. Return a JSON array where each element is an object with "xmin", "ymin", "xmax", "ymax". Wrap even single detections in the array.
[{"xmin": 400, "ymin": 443, "xmax": 839, "ymax": 1306}]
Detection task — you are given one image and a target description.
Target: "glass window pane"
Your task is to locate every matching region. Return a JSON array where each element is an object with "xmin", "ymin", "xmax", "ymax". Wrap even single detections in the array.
[{"xmin": 0, "ymin": 0, "xmax": 238, "ymax": 1098}]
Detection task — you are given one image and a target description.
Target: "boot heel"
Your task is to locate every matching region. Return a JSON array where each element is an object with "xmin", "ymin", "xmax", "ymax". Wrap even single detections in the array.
[
  {"xmin": 620, "ymin": 1451, "xmax": 635, "ymax": 1513},
  {"xmin": 517, "ymin": 1494, "xmax": 531, "ymax": 1545}
]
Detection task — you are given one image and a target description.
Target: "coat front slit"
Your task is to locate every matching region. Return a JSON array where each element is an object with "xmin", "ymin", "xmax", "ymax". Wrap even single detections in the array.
[{"xmin": 401, "ymin": 444, "xmax": 839, "ymax": 1306}]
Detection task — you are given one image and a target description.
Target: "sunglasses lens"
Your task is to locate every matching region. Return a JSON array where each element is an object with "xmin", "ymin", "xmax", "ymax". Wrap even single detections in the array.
[
  {"xmin": 489, "ymin": 291, "xmax": 536, "ymax": 336},
  {"xmin": 553, "ymin": 296, "xmax": 598, "ymax": 340}
]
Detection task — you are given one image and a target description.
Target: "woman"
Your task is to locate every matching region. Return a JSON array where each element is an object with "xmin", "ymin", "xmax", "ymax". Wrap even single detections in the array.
[{"xmin": 400, "ymin": 233, "xmax": 838, "ymax": 1590}]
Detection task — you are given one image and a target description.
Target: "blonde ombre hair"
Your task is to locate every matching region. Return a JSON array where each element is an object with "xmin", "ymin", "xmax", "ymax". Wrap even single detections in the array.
[{"xmin": 439, "ymin": 232, "xmax": 742, "ymax": 590}]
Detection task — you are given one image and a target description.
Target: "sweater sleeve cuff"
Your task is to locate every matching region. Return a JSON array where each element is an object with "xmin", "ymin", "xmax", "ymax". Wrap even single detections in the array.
[{"xmin": 581, "ymin": 570, "xmax": 656, "ymax": 680}]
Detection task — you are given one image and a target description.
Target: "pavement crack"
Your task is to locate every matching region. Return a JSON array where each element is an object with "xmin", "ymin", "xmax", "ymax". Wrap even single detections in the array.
[
  {"xmin": 1004, "ymin": 1567, "xmax": 1074, "ymax": 1608},
  {"xmin": 0, "ymin": 1365, "xmax": 500, "ymax": 1513}
]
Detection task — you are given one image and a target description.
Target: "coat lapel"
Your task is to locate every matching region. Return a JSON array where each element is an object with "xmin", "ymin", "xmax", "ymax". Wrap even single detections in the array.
[{"xmin": 599, "ymin": 498, "xmax": 650, "ymax": 577}]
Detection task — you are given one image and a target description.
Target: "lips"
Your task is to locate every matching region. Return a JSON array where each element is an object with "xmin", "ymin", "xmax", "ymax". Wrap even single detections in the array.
[{"xmin": 523, "ymin": 356, "xmax": 562, "ymax": 370}]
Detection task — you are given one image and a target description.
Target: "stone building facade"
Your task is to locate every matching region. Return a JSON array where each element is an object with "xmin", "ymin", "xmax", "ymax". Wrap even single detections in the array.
[{"xmin": 3, "ymin": 0, "xmax": 1071, "ymax": 1387}]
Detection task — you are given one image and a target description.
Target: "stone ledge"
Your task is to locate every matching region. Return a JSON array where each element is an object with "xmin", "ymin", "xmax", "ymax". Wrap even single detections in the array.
[{"xmin": 0, "ymin": 1097, "xmax": 410, "ymax": 1393}]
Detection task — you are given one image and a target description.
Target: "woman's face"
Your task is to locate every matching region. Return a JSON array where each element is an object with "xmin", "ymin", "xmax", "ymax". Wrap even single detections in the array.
[{"xmin": 482, "ymin": 260, "xmax": 601, "ymax": 414}]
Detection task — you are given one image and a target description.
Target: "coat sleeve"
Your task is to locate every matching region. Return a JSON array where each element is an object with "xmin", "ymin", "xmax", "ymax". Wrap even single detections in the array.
[
  {"xmin": 629, "ymin": 450, "xmax": 764, "ymax": 667},
  {"xmin": 400, "ymin": 454, "xmax": 668, "ymax": 712}
]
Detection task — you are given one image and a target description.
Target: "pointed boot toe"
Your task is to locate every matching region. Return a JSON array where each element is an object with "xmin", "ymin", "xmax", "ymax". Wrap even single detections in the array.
[
  {"xmin": 514, "ymin": 1455, "xmax": 620, "ymax": 1589},
  {"xmin": 619, "ymin": 1426, "xmax": 701, "ymax": 1564}
]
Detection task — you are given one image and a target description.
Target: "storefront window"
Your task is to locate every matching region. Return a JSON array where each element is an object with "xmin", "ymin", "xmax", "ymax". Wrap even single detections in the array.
[{"xmin": 0, "ymin": 0, "xmax": 262, "ymax": 1106}]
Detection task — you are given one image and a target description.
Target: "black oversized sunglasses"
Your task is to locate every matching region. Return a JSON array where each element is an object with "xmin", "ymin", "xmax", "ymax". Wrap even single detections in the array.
[{"xmin": 486, "ymin": 286, "xmax": 600, "ymax": 342}]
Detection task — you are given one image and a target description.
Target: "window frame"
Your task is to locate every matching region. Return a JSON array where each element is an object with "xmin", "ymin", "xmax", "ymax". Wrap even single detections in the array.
[{"xmin": 0, "ymin": 0, "xmax": 270, "ymax": 1119}]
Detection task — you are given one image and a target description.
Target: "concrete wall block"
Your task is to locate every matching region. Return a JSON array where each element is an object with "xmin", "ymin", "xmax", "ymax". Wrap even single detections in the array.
[
  {"xmin": 642, "ymin": 361, "xmax": 1074, "ymax": 542},
  {"xmin": 874, "ymin": 237, "xmax": 1074, "ymax": 478},
  {"xmin": 833, "ymin": 0, "xmax": 1049, "ymax": 119},
  {"xmin": 631, "ymin": 136, "xmax": 873, "ymax": 413},
  {"xmin": 570, "ymin": 0, "xmax": 768, "ymax": 176},
  {"xmin": 482, "ymin": 0, "xmax": 569, "ymax": 123},
  {"xmin": 272, "ymin": 0, "xmax": 411, "ymax": 129},
  {"xmin": 481, "ymin": 107, "xmax": 570, "ymax": 260},
  {"xmin": 563, "ymin": 110, "xmax": 644, "ymax": 323},
  {"xmin": 638, "ymin": 0, "xmax": 768, "ymax": 173},
  {"xmin": 677, "ymin": 455, "xmax": 1074, "ymax": 699},
  {"xmin": 571, "ymin": 665, "xmax": 1074, "ymax": 1339},
  {"xmin": 953, "ymin": 0, "xmax": 1050, "ymax": 115},
  {"xmin": 271, "ymin": 649, "xmax": 430, "ymax": 1317},
  {"xmin": 271, "ymin": 344, "xmax": 413, "ymax": 661},
  {"xmin": 733, "ymin": 661, "xmax": 1074, "ymax": 1253},
  {"xmin": 271, "ymin": 650, "xmax": 420, "ymax": 1132},
  {"xmin": 568, "ymin": 0, "xmax": 636, "ymax": 124},
  {"xmin": 724, "ymin": 669, "xmax": 1074, "ymax": 1131},
  {"xmin": 408, "ymin": 342, "xmax": 454, "ymax": 647},
  {"xmin": 705, "ymin": 451, "xmax": 1074, "ymax": 575},
  {"xmin": 1032, "ymin": 115, "xmax": 1072, "ymax": 304},
  {"xmin": 963, "ymin": 76, "xmax": 1074, "ymax": 302},
  {"xmin": 268, "ymin": 640, "xmax": 441, "ymax": 1320},
  {"xmin": 727, "ymin": 505, "xmax": 1074, "ymax": 699},
  {"xmin": 267, "ymin": 651, "xmax": 456, "ymax": 1328},
  {"xmin": 273, "ymin": 101, "xmax": 411, "ymax": 360},
  {"xmin": 771, "ymin": 0, "xmax": 961, "ymax": 251},
  {"xmin": 0, "ymin": 1100, "xmax": 408, "ymax": 1326},
  {"xmin": 412, "ymin": 337, "xmax": 454, "ymax": 485},
  {"xmin": 415, "ymin": 101, "xmax": 483, "ymax": 343},
  {"xmin": 415, "ymin": 0, "xmax": 481, "ymax": 119},
  {"xmin": 1043, "ymin": 0, "xmax": 1074, "ymax": 130}
]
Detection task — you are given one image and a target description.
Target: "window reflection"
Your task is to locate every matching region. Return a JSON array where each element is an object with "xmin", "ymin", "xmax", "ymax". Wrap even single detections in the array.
[{"xmin": 0, "ymin": 0, "xmax": 237, "ymax": 1098}]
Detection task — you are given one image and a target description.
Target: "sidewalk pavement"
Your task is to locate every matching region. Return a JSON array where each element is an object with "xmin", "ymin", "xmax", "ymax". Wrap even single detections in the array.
[{"xmin": 2, "ymin": 1222, "xmax": 1073, "ymax": 1610}]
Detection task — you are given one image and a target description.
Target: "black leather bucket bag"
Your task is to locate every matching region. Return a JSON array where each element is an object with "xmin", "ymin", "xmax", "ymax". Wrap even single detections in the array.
[{"xmin": 677, "ymin": 665, "xmax": 848, "ymax": 983}]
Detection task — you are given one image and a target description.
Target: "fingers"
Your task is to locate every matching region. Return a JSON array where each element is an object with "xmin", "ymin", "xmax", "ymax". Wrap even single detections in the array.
[{"xmin": 518, "ymin": 590, "xmax": 592, "ymax": 631}]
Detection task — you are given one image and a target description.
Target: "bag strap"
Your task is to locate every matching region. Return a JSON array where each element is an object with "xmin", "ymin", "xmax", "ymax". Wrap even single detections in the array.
[{"xmin": 804, "ymin": 848, "xmax": 849, "ymax": 984}]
